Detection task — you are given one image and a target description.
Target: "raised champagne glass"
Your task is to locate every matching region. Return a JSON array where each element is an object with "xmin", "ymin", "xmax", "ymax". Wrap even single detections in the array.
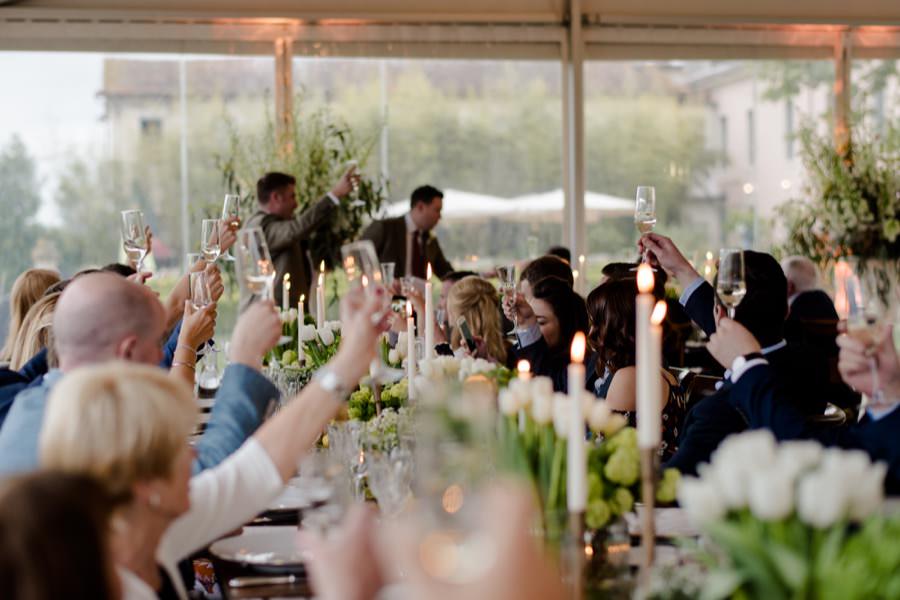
[
  {"xmin": 220, "ymin": 194, "xmax": 241, "ymax": 262},
  {"xmin": 634, "ymin": 186, "xmax": 657, "ymax": 268},
  {"xmin": 235, "ymin": 227, "xmax": 292, "ymax": 345},
  {"xmin": 200, "ymin": 218, "xmax": 221, "ymax": 264},
  {"xmin": 120, "ymin": 210, "xmax": 149, "ymax": 274},
  {"xmin": 843, "ymin": 261, "xmax": 890, "ymax": 407},
  {"xmin": 496, "ymin": 264, "xmax": 517, "ymax": 335},
  {"xmin": 341, "ymin": 240, "xmax": 403, "ymax": 385},
  {"xmin": 716, "ymin": 248, "xmax": 746, "ymax": 319}
]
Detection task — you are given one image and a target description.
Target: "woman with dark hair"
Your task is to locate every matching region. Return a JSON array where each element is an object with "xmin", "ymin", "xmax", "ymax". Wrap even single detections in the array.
[
  {"xmin": 0, "ymin": 472, "xmax": 122, "ymax": 600},
  {"xmin": 517, "ymin": 276, "xmax": 589, "ymax": 392},
  {"xmin": 586, "ymin": 278, "xmax": 684, "ymax": 460}
]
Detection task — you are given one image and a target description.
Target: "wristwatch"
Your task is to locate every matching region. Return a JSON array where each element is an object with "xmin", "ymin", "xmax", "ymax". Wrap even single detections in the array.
[{"xmin": 313, "ymin": 366, "xmax": 352, "ymax": 401}]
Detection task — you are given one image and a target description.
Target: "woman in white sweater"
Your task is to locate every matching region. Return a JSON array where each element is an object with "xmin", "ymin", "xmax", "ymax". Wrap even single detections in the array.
[{"xmin": 39, "ymin": 291, "xmax": 388, "ymax": 600}]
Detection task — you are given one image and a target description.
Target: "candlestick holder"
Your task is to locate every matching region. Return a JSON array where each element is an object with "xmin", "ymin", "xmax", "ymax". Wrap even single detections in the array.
[
  {"xmin": 639, "ymin": 447, "xmax": 658, "ymax": 584},
  {"xmin": 563, "ymin": 511, "xmax": 585, "ymax": 600}
]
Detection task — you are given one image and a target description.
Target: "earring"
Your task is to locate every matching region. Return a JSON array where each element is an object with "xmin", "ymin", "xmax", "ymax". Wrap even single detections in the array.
[{"xmin": 149, "ymin": 492, "xmax": 161, "ymax": 508}]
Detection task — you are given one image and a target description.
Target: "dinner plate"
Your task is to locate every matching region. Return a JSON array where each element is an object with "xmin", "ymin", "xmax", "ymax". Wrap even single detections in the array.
[
  {"xmin": 209, "ymin": 526, "xmax": 306, "ymax": 574},
  {"xmin": 267, "ymin": 484, "xmax": 311, "ymax": 512}
]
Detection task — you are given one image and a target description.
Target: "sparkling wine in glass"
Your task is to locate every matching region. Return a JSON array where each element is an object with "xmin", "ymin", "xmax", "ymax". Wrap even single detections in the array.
[
  {"xmin": 843, "ymin": 265, "xmax": 889, "ymax": 406},
  {"xmin": 220, "ymin": 194, "xmax": 241, "ymax": 262},
  {"xmin": 121, "ymin": 210, "xmax": 149, "ymax": 273},
  {"xmin": 235, "ymin": 227, "xmax": 292, "ymax": 345},
  {"xmin": 496, "ymin": 264, "xmax": 517, "ymax": 334},
  {"xmin": 341, "ymin": 240, "xmax": 403, "ymax": 385},
  {"xmin": 635, "ymin": 186, "xmax": 657, "ymax": 234},
  {"xmin": 716, "ymin": 249, "xmax": 746, "ymax": 319},
  {"xmin": 200, "ymin": 219, "xmax": 221, "ymax": 263}
]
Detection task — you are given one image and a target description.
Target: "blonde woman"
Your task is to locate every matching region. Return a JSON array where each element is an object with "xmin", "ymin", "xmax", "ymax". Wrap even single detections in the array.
[
  {"xmin": 8, "ymin": 292, "xmax": 60, "ymax": 372},
  {"xmin": 448, "ymin": 276, "xmax": 511, "ymax": 367},
  {"xmin": 0, "ymin": 269, "xmax": 60, "ymax": 365},
  {"xmin": 40, "ymin": 290, "xmax": 388, "ymax": 600}
]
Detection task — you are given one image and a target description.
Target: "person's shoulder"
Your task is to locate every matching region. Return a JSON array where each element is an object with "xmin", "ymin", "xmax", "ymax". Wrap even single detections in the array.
[
  {"xmin": 244, "ymin": 210, "xmax": 277, "ymax": 227},
  {"xmin": 792, "ymin": 290, "xmax": 838, "ymax": 319}
]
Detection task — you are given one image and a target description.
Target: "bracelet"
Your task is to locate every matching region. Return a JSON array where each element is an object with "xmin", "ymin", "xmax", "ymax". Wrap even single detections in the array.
[
  {"xmin": 172, "ymin": 361, "xmax": 196, "ymax": 371},
  {"xmin": 177, "ymin": 344, "xmax": 198, "ymax": 355}
]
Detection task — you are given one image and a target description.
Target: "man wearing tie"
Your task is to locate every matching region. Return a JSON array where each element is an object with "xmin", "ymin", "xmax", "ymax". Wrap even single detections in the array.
[{"xmin": 361, "ymin": 185, "xmax": 453, "ymax": 280}]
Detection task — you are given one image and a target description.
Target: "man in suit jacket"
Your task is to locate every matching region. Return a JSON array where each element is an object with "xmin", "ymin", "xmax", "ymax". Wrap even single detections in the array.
[
  {"xmin": 0, "ymin": 273, "xmax": 281, "ymax": 477},
  {"xmin": 241, "ymin": 169, "xmax": 356, "ymax": 313},
  {"xmin": 361, "ymin": 185, "xmax": 453, "ymax": 280},
  {"xmin": 708, "ymin": 317, "xmax": 900, "ymax": 494},
  {"xmin": 781, "ymin": 255, "xmax": 840, "ymax": 346},
  {"xmin": 637, "ymin": 236, "xmax": 856, "ymax": 474}
]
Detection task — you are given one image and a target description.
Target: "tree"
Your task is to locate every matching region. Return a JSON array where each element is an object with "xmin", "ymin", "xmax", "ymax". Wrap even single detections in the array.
[{"xmin": 0, "ymin": 135, "xmax": 42, "ymax": 284}]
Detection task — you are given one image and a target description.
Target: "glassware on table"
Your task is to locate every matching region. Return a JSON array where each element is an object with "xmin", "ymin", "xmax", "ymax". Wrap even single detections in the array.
[
  {"xmin": 121, "ymin": 209, "xmax": 149, "ymax": 274},
  {"xmin": 634, "ymin": 186, "xmax": 657, "ymax": 266},
  {"xmin": 400, "ymin": 275, "xmax": 416, "ymax": 297},
  {"xmin": 297, "ymin": 448, "xmax": 352, "ymax": 535},
  {"xmin": 200, "ymin": 218, "xmax": 222, "ymax": 264},
  {"xmin": 235, "ymin": 227, "xmax": 292, "ymax": 346},
  {"xmin": 367, "ymin": 448, "xmax": 414, "ymax": 518},
  {"xmin": 220, "ymin": 194, "xmax": 241, "ymax": 262},
  {"xmin": 496, "ymin": 264, "xmax": 517, "ymax": 335},
  {"xmin": 341, "ymin": 240, "xmax": 403, "ymax": 385},
  {"xmin": 716, "ymin": 249, "xmax": 746, "ymax": 319}
]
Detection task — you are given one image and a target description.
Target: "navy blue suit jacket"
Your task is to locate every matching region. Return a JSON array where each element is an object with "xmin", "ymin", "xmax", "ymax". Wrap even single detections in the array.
[
  {"xmin": 683, "ymin": 280, "xmax": 718, "ymax": 336},
  {"xmin": 728, "ymin": 363, "xmax": 900, "ymax": 494}
]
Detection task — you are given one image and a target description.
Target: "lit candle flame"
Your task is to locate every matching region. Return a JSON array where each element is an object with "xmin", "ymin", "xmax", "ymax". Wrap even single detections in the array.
[
  {"xmin": 300, "ymin": 293, "xmax": 305, "ymax": 303},
  {"xmin": 579, "ymin": 254, "xmax": 585, "ymax": 265},
  {"xmin": 319, "ymin": 260, "xmax": 325, "ymax": 273},
  {"xmin": 637, "ymin": 263, "xmax": 654, "ymax": 293},
  {"xmin": 517, "ymin": 359, "xmax": 531, "ymax": 377},
  {"xmin": 651, "ymin": 300, "xmax": 667, "ymax": 325},
  {"xmin": 573, "ymin": 269, "xmax": 580, "ymax": 281},
  {"xmin": 406, "ymin": 300, "xmax": 413, "ymax": 318},
  {"xmin": 427, "ymin": 262, "xmax": 432, "ymax": 280},
  {"xmin": 570, "ymin": 331, "xmax": 586, "ymax": 363},
  {"xmin": 361, "ymin": 274, "xmax": 369, "ymax": 288},
  {"xmin": 317, "ymin": 272, "xmax": 324, "ymax": 287}
]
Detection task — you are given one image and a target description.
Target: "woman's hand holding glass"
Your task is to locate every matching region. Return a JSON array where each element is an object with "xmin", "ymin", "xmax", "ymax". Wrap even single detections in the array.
[
  {"xmin": 179, "ymin": 300, "xmax": 217, "ymax": 349},
  {"xmin": 330, "ymin": 285, "xmax": 392, "ymax": 386}
]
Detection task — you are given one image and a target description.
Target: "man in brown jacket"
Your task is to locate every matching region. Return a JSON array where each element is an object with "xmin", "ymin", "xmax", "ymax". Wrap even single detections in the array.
[
  {"xmin": 361, "ymin": 185, "xmax": 453, "ymax": 281},
  {"xmin": 240, "ymin": 169, "xmax": 356, "ymax": 313}
]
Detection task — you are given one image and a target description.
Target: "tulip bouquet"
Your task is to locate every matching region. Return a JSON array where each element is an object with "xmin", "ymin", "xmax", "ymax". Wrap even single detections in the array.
[
  {"xmin": 497, "ymin": 375, "xmax": 680, "ymax": 541},
  {"xmin": 415, "ymin": 355, "xmax": 514, "ymax": 390},
  {"xmin": 347, "ymin": 379, "xmax": 409, "ymax": 422},
  {"xmin": 672, "ymin": 430, "xmax": 896, "ymax": 600},
  {"xmin": 297, "ymin": 320, "xmax": 343, "ymax": 370}
]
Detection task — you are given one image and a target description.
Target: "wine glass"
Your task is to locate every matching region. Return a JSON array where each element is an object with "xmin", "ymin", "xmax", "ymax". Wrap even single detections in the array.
[
  {"xmin": 496, "ymin": 264, "xmax": 517, "ymax": 334},
  {"xmin": 380, "ymin": 262, "xmax": 396, "ymax": 289},
  {"xmin": 341, "ymin": 240, "xmax": 403, "ymax": 385},
  {"xmin": 200, "ymin": 219, "xmax": 221, "ymax": 264},
  {"xmin": 121, "ymin": 210, "xmax": 149, "ymax": 274},
  {"xmin": 185, "ymin": 252, "xmax": 202, "ymax": 273},
  {"xmin": 843, "ymin": 263, "xmax": 890, "ymax": 407},
  {"xmin": 235, "ymin": 227, "xmax": 292, "ymax": 346},
  {"xmin": 220, "ymin": 194, "xmax": 241, "ymax": 262},
  {"xmin": 716, "ymin": 249, "xmax": 746, "ymax": 319},
  {"xmin": 635, "ymin": 186, "xmax": 657, "ymax": 266}
]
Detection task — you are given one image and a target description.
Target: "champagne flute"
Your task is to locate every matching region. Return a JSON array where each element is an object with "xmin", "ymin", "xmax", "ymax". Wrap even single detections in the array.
[
  {"xmin": 633, "ymin": 186, "xmax": 657, "ymax": 268},
  {"xmin": 843, "ymin": 263, "xmax": 890, "ymax": 407},
  {"xmin": 496, "ymin": 264, "xmax": 517, "ymax": 334},
  {"xmin": 189, "ymin": 270, "xmax": 219, "ymax": 388},
  {"xmin": 121, "ymin": 210, "xmax": 149, "ymax": 274},
  {"xmin": 716, "ymin": 249, "xmax": 746, "ymax": 319},
  {"xmin": 341, "ymin": 240, "xmax": 403, "ymax": 385},
  {"xmin": 380, "ymin": 262, "xmax": 396, "ymax": 289},
  {"xmin": 235, "ymin": 227, "xmax": 292, "ymax": 345},
  {"xmin": 220, "ymin": 194, "xmax": 241, "ymax": 262},
  {"xmin": 200, "ymin": 219, "xmax": 221, "ymax": 264}
]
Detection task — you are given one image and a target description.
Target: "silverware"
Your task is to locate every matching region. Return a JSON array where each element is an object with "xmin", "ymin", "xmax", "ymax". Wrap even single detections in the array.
[{"xmin": 228, "ymin": 574, "xmax": 298, "ymax": 588}]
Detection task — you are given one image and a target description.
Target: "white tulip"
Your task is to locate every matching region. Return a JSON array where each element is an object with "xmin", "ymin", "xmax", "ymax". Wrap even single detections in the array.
[
  {"xmin": 298, "ymin": 325, "xmax": 318, "ymax": 342},
  {"xmin": 847, "ymin": 462, "xmax": 887, "ymax": 521},
  {"xmin": 708, "ymin": 430, "xmax": 778, "ymax": 509},
  {"xmin": 587, "ymin": 401, "xmax": 611, "ymax": 433},
  {"xmin": 531, "ymin": 393, "xmax": 553, "ymax": 425},
  {"xmin": 602, "ymin": 413, "xmax": 627, "ymax": 437},
  {"xmin": 388, "ymin": 349, "xmax": 400, "ymax": 364},
  {"xmin": 507, "ymin": 379, "xmax": 532, "ymax": 408},
  {"xmin": 498, "ymin": 390, "xmax": 520, "ymax": 416},
  {"xmin": 774, "ymin": 441, "xmax": 823, "ymax": 482},
  {"xmin": 327, "ymin": 320, "xmax": 342, "ymax": 332},
  {"xmin": 317, "ymin": 327, "xmax": 335, "ymax": 346},
  {"xmin": 532, "ymin": 377, "xmax": 554, "ymax": 398},
  {"xmin": 797, "ymin": 470, "xmax": 847, "ymax": 528},
  {"xmin": 418, "ymin": 360, "xmax": 434, "ymax": 378},
  {"xmin": 581, "ymin": 391, "xmax": 595, "ymax": 419},
  {"xmin": 747, "ymin": 469, "xmax": 793, "ymax": 521},
  {"xmin": 678, "ymin": 477, "xmax": 726, "ymax": 525},
  {"xmin": 552, "ymin": 393, "xmax": 569, "ymax": 439}
]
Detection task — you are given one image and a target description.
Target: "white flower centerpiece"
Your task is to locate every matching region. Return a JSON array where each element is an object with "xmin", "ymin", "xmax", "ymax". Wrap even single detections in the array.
[{"xmin": 671, "ymin": 430, "xmax": 893, "ymax": 600}]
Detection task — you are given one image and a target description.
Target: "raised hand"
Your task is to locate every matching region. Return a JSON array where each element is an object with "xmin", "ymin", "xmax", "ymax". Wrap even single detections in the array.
[
  {"xmin": 205, "ymin": 264, "xmax": 225, "ymax": 302},
  {"xmin": 330, "ymin": 285, "xmax": 392, "ymax": 385},
  {"xmin": 180, "ymin": 300, "xmax": 217, "ymax": 348},
  {"xmin": 330, "ymin": 164, "xmax": 361, "ymax": 199},
  {"xmin": 707, "ymin": 317, "xmax": 762, "ymax": 370},
  {"xmin": 229, "ymin": 299, "xmax": 282, "ymax": 370},
  {"xmin": 838, "ymin": 325, "xmax": 900, "ymax": 401},
  {"xmin": 638, "ymin": 233, "xmax": 699, "ymax": 287}
]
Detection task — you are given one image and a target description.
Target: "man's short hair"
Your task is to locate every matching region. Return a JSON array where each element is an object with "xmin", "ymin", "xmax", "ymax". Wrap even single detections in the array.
[
  {"xmin": 410, "ymin": 185, "xmax": 443, "ymax": 209},
  {"xmin": 101, "ymin": 263, "xmax": 137, "ymax": 278},
  {"xmin": 781, "ymin": 256, "xmax": 819, "ymax": 293},
  {"xmin": 715, "ymin": 251, "xmax": 788, "ymax": 347},
  {"xmin": 546, "ymin": 246, "xmax": 571, "ymax": 264},
  {"xmin": 256, "ymin": 172, "xmax": 296, "ymax": 205},
  {"xmin": 520, "ymin": 255, "xmax": 574, "ymax": 288}
]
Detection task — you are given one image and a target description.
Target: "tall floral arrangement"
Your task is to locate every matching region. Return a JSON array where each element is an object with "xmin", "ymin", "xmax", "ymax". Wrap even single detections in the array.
[
  {"xmin": 778, "ymin": 122, "xmax": 900, "ymax": 278},
  {"xmin": 217, "ymin": 95, "xmax": 388, "ymax": 268}
]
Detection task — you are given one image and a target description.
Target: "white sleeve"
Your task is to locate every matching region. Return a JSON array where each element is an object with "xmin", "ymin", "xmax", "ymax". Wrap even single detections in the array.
[
  {"xmin": 158, "ymin": 438, "xmax": 284, "ymax": 563},
  {"xmin": 679, "ymin": 276, "xmax": 706, "ymax": 306}
]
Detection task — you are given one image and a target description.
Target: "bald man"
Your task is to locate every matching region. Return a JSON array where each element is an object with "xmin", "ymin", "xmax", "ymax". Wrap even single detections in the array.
[{"xmin": 0, "ymin": 273, "xmax": 282, "ymax": 477}]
